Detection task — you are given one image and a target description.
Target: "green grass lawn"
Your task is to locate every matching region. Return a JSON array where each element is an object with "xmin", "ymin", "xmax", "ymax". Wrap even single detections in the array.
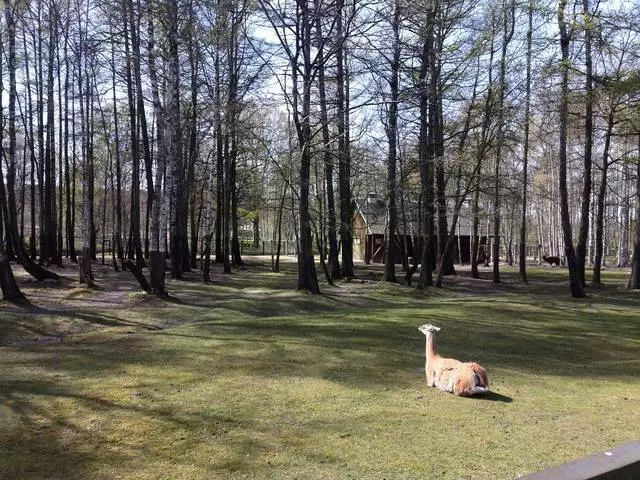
[{"xmin": 1, "ymin": 261, "xmax": 639, "ymax": 479}]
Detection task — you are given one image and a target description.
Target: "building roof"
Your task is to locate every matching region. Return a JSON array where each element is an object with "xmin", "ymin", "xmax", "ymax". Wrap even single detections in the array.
[{"xmin": 355, "ymin": 193, "xmax": 388, "ymax": 235}]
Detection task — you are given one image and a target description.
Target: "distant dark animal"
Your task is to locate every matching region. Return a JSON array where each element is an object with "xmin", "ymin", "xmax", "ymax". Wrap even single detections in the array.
[{"xmin": 542, "ymin": 255, "xmax": 561, "ymax": 266}]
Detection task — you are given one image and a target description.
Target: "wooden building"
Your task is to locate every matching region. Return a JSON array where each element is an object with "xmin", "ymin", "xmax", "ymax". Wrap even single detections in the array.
[{"xmin": 352, "ymin": 193, "xmax": 490, "ymax": 265}]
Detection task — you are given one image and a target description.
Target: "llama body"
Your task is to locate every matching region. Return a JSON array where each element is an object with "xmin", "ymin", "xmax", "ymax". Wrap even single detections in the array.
[
  {"xmin": 542, "ymin": 255, "xmax": 561, "ymax": 266},
  {"xmin": 418, "ymin": 324, "xmax": 489, "ymax": 397}
]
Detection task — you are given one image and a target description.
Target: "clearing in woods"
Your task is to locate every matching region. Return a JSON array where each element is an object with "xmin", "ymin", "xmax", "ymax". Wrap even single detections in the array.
[{"xmin": 1, "ymin": 258, "xmax": 639, "ymax": 479}]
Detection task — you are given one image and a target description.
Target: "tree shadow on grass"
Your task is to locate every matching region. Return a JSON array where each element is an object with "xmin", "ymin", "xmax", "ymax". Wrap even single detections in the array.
[
  {"xmin": 1, "ymin": 380, "xmax": 113, "ymax": 479},
  {"xmin": 0, "ymin": 309, "xmax": 164, "ymax": 347},
  {"xmin": 2, "ymin": 286, "xmax": 638, "ymax": 478},
  {"xmin": 0, "ymin": 376, "xmax": 262, "ymax": 479},
  {"xmin": 6, "ymin": 284, "xmax": 639, "ymax": 386},
  {"xmin": 188, "ymin": 297, "xmax": 640, "ymax": 383}
]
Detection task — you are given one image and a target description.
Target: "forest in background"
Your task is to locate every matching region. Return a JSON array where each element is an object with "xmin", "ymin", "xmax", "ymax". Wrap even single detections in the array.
[{"xmin": 0, "ymin": 0, "xmax": 639, "ymax": 301}]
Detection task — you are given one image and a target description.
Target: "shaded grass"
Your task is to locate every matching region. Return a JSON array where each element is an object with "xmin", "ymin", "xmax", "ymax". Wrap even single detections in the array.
[{"xmin": 1, "ymin": 261, "xmax": 639, "ymax": 479}]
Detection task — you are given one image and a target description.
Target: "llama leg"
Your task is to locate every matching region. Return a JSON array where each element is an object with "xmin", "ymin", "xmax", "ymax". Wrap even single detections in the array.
[{"xmin": 426, "ymin": 367, "xmax": 435, "ymax": 387}]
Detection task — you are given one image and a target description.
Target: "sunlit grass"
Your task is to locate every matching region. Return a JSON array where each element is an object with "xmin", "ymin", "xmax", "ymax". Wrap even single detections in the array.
[{"xmin": 1, "ymin": 262, "xmax": 639, "ymax": 479}]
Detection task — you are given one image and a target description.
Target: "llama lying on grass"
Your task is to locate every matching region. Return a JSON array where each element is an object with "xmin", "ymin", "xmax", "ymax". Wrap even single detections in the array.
[{"xmin": 418, "ymin": 324, "xmax": 489, "ymax": 397}]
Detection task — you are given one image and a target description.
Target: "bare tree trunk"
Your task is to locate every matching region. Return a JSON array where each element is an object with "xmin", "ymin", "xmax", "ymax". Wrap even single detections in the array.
[
  {"xmin": 202, "ymin": 164, "xmax": 214, "ymax": 282},
  {"xmin": 70, "ymin": 61, "xmax": 78, "ymax": 262},
  {"xmin": 45, "ymin": 0, "xmax": 59, "ymax": 266},
  {"xmin": 492, "ymin": 0, "xmax": 515, "ymax": 283},
  {"xmin": 56, "ymin": 19, "xmax": 65, "ymax": 266},
  {"xmin": 627, "ymin": 133, "xmax": 640, "ymax": 289},
  {"xmin": 227, "ymin": 11, "xmax": 243, "ymax": 270},
  {"xmin": 23, "ymin": 32, "xmax": 38, "ymax": 260},
  {"xmin": 0, "ymin": 176, "xmax": 25, "ymax": 300},
  {"xmin": 230, "ymin": 135, "xmax": 244, "ymax": 266},
  {"xmin": 576, "ymin": 0, "xmax": 594, "ymax": 287},
  {"xmin": 433, "ymin": 36, "xmax": 452, "ymax": 277},
  {"xmin": 101, "ymin": 145, "xmax": 108, "ymax": 265},
  {"xmin": 294, "ymin": 0, "xmax": 320, "ymax": 293},
  {"xmin": 273, "ymin": 186, "xmax": 287, "ymax": 273},
  {"xmin": 519, "ymin": 0, "xmax": 533, "ymax": 283},
  {"xmin": 4, "ymin": 0, "xmax": 59, "ymax": 281},
  {"xmin": 417, "ymin": 9, "xmax": 436, "ymax": 289},
  {"xmin": 77, "ymin": 11, "xmax": 94, "ymax": 287},
  {"xmin": 253, "ymin": 213, "xmax": 260, "ymax": 249},
  {"xmin": 470, "ymin": 175, "xmax": 481, "ymax": 278},
  {"xmin": 147, "ymin": 5, "xmax": 167, "ymax": 297},
  {"xmin": 593, "ymin": 108, "xmax": 615, "ymax": 285},
  {"xmin": 87, "ymin": 64, "xmax": 97, "ymax": 261},
  {"xmin": 20, "ymin": 144, "xmax": 26, "ymax": 249},
  {"xmin": 617, "ymin": 163, "xmax": 630, "ymax": 267},
  {"xmin": 123, "ymin": 0, "xmax": 145, "ymax": 269},
  {"xmin": 214, "ymin": 44, "xmax": 224, "ymax": 264},
  {"xmin": 384, "ymin": 0, "xmax": 401, "ymax": 283},
  {"xmin": 107, "ymin": 23, "xmax": 123, "ymax": 266},
  {"xmin": 0, "ymin": 250, "xmax": 25, "ymax": 302},
  {"xmin": 398, "ymin": 144, "xmax": 411, "ymax": 273},
  {"xmin": 0, "ymin": 21, "xmax": 26, "ymax": 303},
  {"xmin": 223, "ymin": 133, "xmax": 232, "ymax": 273},
  {"xmin": 435, "ymin": 58, "xmax": 481, "ymax": 287},
  {"xmin": 315, "ymin": 4, "xmax": 340, "ymax": 279},
  {"xmin": 36, "ymin": 0, "xmax": 47, "ymax": 265},
  {"xmin": 130, "ymin": 0, "xmax": 154, "ymax": 260},
  {"xmin": 337, "ymin": 1, "xmax": 353, "ymax": 280},
  {"xmin": 558, "ymin": 0, "xmax": 585, "ymax": 298},
  {"xmin": 167, "ymin": 0, "xmax": 184, "ymax": 279},
  {"xmin": 188, "ymin": 31, "xmax": 200, "ymax": 270}
]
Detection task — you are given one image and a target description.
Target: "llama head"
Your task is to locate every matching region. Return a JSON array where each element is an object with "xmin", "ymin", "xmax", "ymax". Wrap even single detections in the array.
[{"xmin": 418, "ymin": 324, "xmax": 441, "ymax": 335}]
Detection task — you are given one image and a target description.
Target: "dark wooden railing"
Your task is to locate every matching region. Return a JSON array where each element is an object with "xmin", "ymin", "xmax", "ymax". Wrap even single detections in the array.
[{"xmin": 519, "ymin": 442, "xmax": 640, "ymax": 480}]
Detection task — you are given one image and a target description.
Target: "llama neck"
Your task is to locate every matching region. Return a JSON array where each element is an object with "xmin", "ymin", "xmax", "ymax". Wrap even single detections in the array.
[{"xmin": 425, "ymin": 332, "xmax": 438, "ymax": 361}]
